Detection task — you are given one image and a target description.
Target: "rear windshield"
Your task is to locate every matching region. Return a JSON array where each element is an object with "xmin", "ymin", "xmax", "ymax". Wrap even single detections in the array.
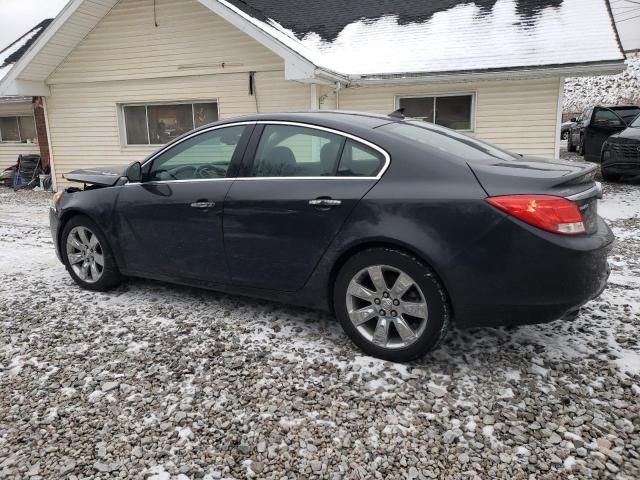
[{"xmin": 379, "ymin": 120, "xmax": 517, "ymax": 162}]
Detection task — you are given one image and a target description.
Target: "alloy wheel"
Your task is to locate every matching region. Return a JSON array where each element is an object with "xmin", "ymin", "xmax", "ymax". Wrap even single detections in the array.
[
  {"xmin": 346, "ymin": 265, "xmax": 429, "ymax": 349},
  {"xmin": 65, "ymin": 226, "xmax": 105, "ymax": 283}
]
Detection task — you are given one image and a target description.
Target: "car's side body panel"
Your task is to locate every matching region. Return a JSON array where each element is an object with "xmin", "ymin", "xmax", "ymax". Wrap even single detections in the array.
[
  {"xmin": 113, "ymin": 180, "xmax": 233, "ymax": 283},
  {"xmin": 50, "ymin": 111, "xmax": 614, "ymax": 330}
]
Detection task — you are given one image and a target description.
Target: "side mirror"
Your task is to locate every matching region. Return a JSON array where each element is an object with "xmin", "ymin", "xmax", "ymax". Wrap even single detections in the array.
[
  {"xmin": 570, "ymin": 117, "xmax": 578, "ymax": 123},
  {"xmin": 125, "ymin": 161, "xmax": 142, "ymax": 183}
]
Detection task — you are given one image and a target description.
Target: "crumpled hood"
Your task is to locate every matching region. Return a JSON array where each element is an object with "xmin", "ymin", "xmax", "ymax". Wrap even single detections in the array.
[{"xmin": 63, "ymin": 165, "xmax": 127, "ymax": 186}]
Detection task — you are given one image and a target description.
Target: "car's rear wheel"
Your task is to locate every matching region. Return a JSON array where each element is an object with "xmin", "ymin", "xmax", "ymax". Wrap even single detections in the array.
[
  {"xmin": 61, "ymin": 215, "xmax": 121, "ymax": 291},
  {"xmin": 334, "ymin": 248, "xmax": 450, "ymax": 362},
  {"xmin": 600, "ymin": 148, "xmax": 620, "ymax": 182}
]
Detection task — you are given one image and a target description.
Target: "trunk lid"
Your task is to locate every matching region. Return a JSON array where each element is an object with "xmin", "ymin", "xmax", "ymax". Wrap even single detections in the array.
[
  {"xmin": 468, "ymin": 156, "xmax": 598, "ymax": 197},
  {"xmin": 469, "ymin": 156, "xmax": 601, "ymax": 234},
  {"xmin": 63, "ymin": 165, "xmax": 126, "ymax": 187}
]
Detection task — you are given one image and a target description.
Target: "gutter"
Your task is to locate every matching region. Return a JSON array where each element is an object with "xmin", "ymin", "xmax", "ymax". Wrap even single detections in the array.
[{"xmin": 345, "ymin": 61, "xmax": 627, "ymax": 86}]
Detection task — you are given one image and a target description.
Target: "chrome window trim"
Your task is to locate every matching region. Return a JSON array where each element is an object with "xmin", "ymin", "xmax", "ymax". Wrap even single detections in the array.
[
  {"xmin": 140, "ymin": 121, "xmax": 258, "ymax": 168},
  {"xmin": 131, "ymin": 120, "xmax": 391, "ymax": 184},
  {"xmin": 250, "ymin": 120, "xmax": 391, "ymax": 180}
]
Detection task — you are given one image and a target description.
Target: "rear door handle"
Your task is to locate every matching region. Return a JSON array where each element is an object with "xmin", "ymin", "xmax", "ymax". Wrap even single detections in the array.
[
  {"xmin": 190, "ymin": 201, "xmax": 216, "ymax": 208},
  {"xmin": 309, "ymin": 198, "xmax": 342, "ymax": 207}
]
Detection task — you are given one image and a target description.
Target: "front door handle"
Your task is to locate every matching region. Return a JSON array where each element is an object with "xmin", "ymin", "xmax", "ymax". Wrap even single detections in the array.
[
  {"xmin": 190, "ymin": 201, "xmax": 216, "ymax": 209},
  {"xmin": 309, "ymin": 198, "xmax": 342, "ymax": 207}
]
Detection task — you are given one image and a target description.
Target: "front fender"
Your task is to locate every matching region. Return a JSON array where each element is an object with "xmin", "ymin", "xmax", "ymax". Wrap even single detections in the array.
[{"xmin": 56, "ymin": 186, "xmax": 123, "ymax": 268}]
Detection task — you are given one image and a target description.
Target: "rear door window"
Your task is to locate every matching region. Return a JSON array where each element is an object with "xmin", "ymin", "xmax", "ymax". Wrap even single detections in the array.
[{"xmin": 250, "ymin": 124, "xmax": 344, "ymax": 177}]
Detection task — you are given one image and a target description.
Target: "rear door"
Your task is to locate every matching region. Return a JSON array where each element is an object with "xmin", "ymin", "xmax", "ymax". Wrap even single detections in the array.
[
  {"xmin": 223, "ymin": 122, "xmax": 388, "ymax": 291},
  {"xmin": 114, "ymin": 123, "xmax": 252, "ymax": 284},
  {"xmin": 584, "ymin": 108, "xmax": 625, "ymax": 161}
]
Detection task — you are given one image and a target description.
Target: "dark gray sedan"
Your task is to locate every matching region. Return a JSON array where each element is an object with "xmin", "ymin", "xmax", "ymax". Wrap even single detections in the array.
[{"xmin": 50, "ymin": 111, "xmax": 613, "ymax": 362}]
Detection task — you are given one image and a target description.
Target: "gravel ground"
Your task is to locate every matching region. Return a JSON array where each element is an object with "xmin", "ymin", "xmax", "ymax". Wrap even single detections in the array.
[{"xmin": 1, "ymin": 154, "xmax": 639, "ymax": 479}]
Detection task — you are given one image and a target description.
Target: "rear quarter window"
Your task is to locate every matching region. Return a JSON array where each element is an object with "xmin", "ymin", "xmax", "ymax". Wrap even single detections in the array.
[{"xmin": 337, "ymin": 140, "xmax": 385, "ymax": 177}]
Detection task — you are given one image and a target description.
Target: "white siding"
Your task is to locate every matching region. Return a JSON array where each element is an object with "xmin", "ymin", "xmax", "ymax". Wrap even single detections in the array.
[
  {"xmin": 338, "ymin": 77, "xmax": 562, "ymax": 158},
  {"xmin": 47, "ymin": 72, "xmax": 310, "ymax": 188},
  {"xmin": 47, "ymin": 0, "xmax": 284, "ymax": 84},
  {"xmin": 46, "ymin": 0, "xmax": 310, "ymax": 188},
  {"xmin": 0, "ymin": 101, "xmax": 40, "ymax": 173}
]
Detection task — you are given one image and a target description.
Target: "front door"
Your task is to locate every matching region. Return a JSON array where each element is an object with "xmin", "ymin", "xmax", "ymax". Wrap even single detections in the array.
[
  {"xmin": 114, "ymin": 124, "xmax": 252, "ymax": 284},
  {"xmin": 224, "ymin": 123, "xmax": 387, "ymax": 291},
  {"xmin": 584, "ymin": 108, "xmax": 625, "ymax": 162}
]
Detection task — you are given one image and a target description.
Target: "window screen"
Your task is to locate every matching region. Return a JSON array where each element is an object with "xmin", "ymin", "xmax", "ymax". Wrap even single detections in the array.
[
  {"xmin": 123, "ymin": 102, "xmax": 219, "ymax": 145},
  {"xmin": 398, "ymin": 95, "xmax": 473, "ymax": 130}
]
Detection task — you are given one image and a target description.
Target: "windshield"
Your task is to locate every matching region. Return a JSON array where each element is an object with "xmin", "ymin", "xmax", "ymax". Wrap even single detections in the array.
[
  {"xmin": 379, "ymin": 120, "xmax": 518, "ymax": 162},
  {"xmin": 631, "ymin": 114, "xmax": 640, "ymax": 127},
  {"xmin": 613, "ymin": 108, "xmax": 640, "ymax": 125}
]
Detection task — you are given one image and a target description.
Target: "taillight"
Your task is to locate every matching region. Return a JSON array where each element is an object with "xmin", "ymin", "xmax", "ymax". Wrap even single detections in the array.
[{"xmin": 486, "ymin": 195, "xmax": 585, "ymax": 235}]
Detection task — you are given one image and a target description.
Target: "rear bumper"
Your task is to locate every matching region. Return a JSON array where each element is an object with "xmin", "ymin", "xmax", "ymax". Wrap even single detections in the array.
[
  {"xmin": 448, "ymin": 216, "xmax": 614, "ymax": 328},
  {"xmin": 49, "ymin": 207, "xmax": 62, "ymax": 262}
]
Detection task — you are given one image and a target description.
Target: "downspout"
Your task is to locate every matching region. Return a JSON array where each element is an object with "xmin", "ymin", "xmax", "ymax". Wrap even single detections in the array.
[
  {"xmin": 310, "ymin": 83, "xmax": 318, "ymax": 110},
  {"xmin": 554, "ymin": 77, "xmax": 565, "ymax": 160},
  {"xmin": 42, "ymin": 97, "xmax": 57, "ymax": 192}
]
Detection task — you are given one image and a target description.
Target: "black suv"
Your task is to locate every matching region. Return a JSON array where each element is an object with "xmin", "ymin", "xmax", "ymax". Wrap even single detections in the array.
[{"xmin": 568, "ymin": 105, "xmax": 640, "ymax": 162}]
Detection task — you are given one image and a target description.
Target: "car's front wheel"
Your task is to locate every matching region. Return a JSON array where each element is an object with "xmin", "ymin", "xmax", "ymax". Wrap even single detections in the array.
[
  {"xmin": 567, "ymin": 134, "xmax": 576, "ymax": 152},
  {"xmin": 61, "ymin": 215, "xmax": 121, "ymax": 291},
  {"xmin": 334, "ymin": 248, "xmax": 450, "ymax": 362}
]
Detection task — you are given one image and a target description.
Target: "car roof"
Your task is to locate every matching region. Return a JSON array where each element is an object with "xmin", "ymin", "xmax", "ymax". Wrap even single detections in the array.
[{"xmin": 213, "ymin": 110, "xmax": 398, "ymax": 128}]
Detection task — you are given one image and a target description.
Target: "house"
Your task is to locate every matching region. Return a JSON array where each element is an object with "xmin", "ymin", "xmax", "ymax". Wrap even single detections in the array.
[
  {"xmin": 0, "ymin": 20, "xmax": 52, "ymax": 174},
  {"xmin": 0, "ymin": 0, "xmax": 626, "ymax": 191}
]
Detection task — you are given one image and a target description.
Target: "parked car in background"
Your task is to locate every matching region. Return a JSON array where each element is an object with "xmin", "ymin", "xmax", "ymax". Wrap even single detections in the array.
[
  {"xmin": 601, "ymin": 114, "xmax": 640, "ymax": 181},
  {"xmin": 49, "ymin": 111, "xmax": 612, "ymax": 362},
  {"xmin": 568, "ymin": 105, "xmax": 640, "ymax": 162},
  {"xmin": 561, "ymin": 120, "xmax": 575, "ymax": 140}
]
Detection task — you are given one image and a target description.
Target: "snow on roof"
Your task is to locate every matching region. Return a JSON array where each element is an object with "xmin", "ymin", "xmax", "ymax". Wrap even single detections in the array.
[
  {"xmin": 224, "ymin": 0, "xmax": 624, "ymax": 76},
  {"xmin": 564, "ymin": 53, "xmax": 640, "ymax": 113},
  {"xmin": 0, "ymin": 20, "xmax": 52, "ymax": 82}
]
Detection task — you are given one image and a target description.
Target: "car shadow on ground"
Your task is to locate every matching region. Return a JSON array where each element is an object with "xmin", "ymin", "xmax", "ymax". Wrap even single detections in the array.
[{"xmin": 110, "ymin": 275, "xmax": 610, "ymax": 379}]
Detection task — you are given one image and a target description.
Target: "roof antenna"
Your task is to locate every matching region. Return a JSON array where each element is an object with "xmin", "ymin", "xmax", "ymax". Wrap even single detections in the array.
[{"xmin": 389, "ymin": 108, "xmax": 405, "ymax": 119}]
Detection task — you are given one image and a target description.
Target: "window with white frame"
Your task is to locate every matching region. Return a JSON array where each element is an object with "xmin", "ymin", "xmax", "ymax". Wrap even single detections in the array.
[
  {"xmin": 122, "ymin": 101, "xmax": 218, "ymax": 145},
  {"xmin": 0, "ymin": 116, "xmax": 37, "ymax": 143},
  {"xmin": 398, "ymin": 94, "xmax": 474, "ymax": 130}
]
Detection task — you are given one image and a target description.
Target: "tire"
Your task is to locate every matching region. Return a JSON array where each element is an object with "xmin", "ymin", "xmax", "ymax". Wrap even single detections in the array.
[
  {"xmin": 561, "ymin": 131, "xmax": 569, "ymax": 141},
  {"xmin": 567, "ymin": 135, "xmax": 576, "ymax": 152},
  {"xmin": 333, "ymin": 248, "xmax": 450, "ymax": 362},
  {"xmin": 578, "ymin": 140, "xmax": 585, "ymax": 156},
  {"xmin": 60, "ymin": 215, "xmax": 121, "ymax": 291},
  {"xmin": 601, "ymin": 167, "xmax": 620, "ymax": 182}
]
